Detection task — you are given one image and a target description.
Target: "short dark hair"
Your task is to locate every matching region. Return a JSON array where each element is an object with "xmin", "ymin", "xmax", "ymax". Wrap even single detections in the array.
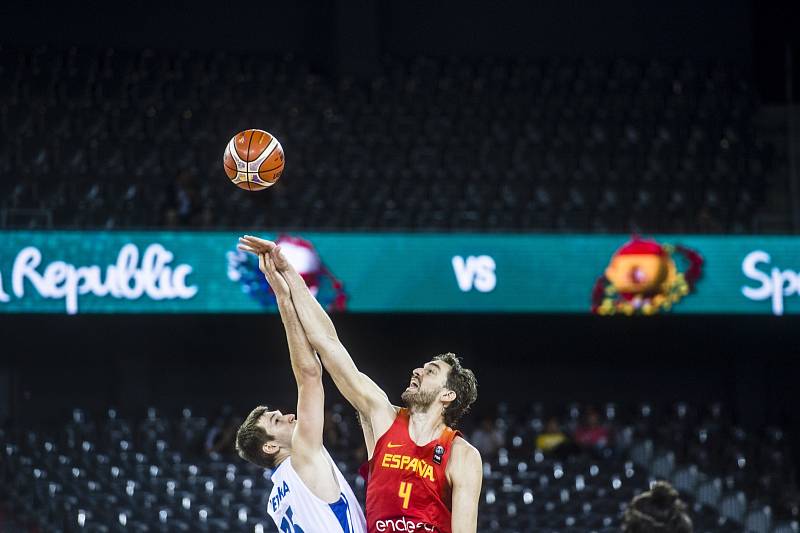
[
  {"xmin": 434, "ymin": 353, "xmax": 477, "ymax": 428},
  {"xmin": 235, "ymin": 406, "xmax": 279, "ymax": 469},
  {"xmin": 622, "ymin": 481, "xmax": 693, "ymax": 533}
]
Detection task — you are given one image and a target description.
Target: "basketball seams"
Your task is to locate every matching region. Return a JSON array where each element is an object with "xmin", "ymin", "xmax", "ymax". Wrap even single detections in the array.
[
  {"xmin": 226, "ymin": 138, "xmax": 245, "ymax": 167},
  {"xmin": 223, "ymin": 152, "xmax": 239, "ymax": 172},
  {"xmin": 224, "ymin": 129, "xmax": 283, "ymax": 191},
  {"xmin": 256, "ymin": 140, "xmax": 284, "ymax": 182},
  {"xmin": 248, "ymin": 138, "xmax": 278, "ymax": 173},
  {"xmin": 245, "ymin": 129, "xmax": 255, "ymax": 161},
  {"xmin": 224, "ymin": 142, "xmax": 244, "ymax": 181},
  {"xmin": 232, "ymin": 131, "xmax": 252, "ymax": 162},
  {"xmin": 244, "ymin": 130, "xmax": 256, "ymax": 192}
]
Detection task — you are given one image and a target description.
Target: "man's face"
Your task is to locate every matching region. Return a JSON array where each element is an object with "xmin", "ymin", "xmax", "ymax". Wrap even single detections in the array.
[
  {"xmin": 401, "ymin": 360, "xmax": 452, "ymax": 409},
  {"xmin": 257, "ymin": 409, "xmax": 296, "ymax": 452}
]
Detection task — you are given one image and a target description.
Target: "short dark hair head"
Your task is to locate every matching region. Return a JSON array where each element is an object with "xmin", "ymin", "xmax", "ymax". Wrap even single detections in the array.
[
  {"xmin": 622, "ymin": 481, "xmax": 693, "ymax": 533},
  {"xmin": 235, "ymin": 406, "xmax": 279, "ymax": 469},
  {"xmin": 434, "ymin": 353, "xmax": 477, "ymax": 428}
]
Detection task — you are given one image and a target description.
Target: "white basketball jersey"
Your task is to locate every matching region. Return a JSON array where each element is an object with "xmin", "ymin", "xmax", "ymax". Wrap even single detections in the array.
[{"xmin": 267, "ymin": 448, "xmax": 366, "ymax": 533}]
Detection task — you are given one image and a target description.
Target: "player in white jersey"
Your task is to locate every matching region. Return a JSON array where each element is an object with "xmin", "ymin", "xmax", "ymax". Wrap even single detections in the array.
[
  {"xmin": 268, "ymin": 447, "xmax": 364, "ymax": 532},
  {"xmin": 235, "ymin": 249, "xmax": 367, "ymax": 533}
]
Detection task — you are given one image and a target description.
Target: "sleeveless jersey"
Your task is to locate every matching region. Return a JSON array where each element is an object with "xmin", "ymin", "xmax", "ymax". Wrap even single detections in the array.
[
  {"xmin": 365, "ymin": 409, "xmax": 461, "ymax": 533},
  {"xmin": 267, "ymin": 448, "xmax": 367, "ymax": 533}
]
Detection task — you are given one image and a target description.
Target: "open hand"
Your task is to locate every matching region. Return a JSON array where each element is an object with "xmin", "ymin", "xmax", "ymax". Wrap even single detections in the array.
[
  {"xmin": 238, "ymin": 235, "xmax": 291, "ymax": 273},
  {"xmin": 237, "ymin": 235, "xmax": 276, "ymax": 256}
]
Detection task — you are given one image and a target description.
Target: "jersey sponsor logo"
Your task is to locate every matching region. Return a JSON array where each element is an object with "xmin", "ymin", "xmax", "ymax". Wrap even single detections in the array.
[
  {"xmin": 374, "ymin": 516, "xmax": 436, "ymax": 532},
  {"xmin": 432, "ymin": 445, "xmax": 444, "ymax": 465},
  {"xmin": 380, "ymin": 453, "xmax": 435, "ymax": 481},
  {"xmin": 386, "ymin": 442, "xmax": 404, "ymax": 448},
  {"xmin": 271, "ymin": 480, "xmax": 291, "ymax": 512}
]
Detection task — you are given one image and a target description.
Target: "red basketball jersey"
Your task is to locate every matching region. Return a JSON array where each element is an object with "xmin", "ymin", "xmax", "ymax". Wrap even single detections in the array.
[{"xmin": 365, "ymin": 408, "xmax": 460, "ymax": 533}]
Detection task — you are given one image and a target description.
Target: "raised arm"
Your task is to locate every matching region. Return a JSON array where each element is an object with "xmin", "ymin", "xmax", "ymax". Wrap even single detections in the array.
[
  {"xmin": 258, "ymin": 252, "xmax": 323, "ymax": 458},
  {"xmin": 239, "ymin": 236, "xmax": 395, "ymax": 424}
]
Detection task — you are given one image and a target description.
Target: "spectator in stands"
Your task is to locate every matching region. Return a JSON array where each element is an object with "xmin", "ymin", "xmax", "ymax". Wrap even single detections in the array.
[
  {"xmin": 163, "ymin": 207, "xmax": 180, "ymax": 228},
  {"xmin": 164, "ymin": 170, "xmax": 197, "ymax": 226},
  {"xmin": 205, "ymin": 412, "xmax": 239, "ymax": 456},
  {"xmin": 697, "ymin": 207, "xmax": 724, "ymax": 233},
  {"xmin": 536, "ymin": 416, "xmax": 568, "ymax": 454},
  {"xmin": 470, "ymin": 416, "xmax": 505, "ymax": 457},
  {"xmin": 574, "ymin": 406, "xmax": 611, "ymax": 450},
  {"xmin": 622, "ymin": 481, "xmax": 693, "ymax": 533},
  {"xmin": 197, "ymin": 204, "xmax": 215, "ymax": 228}
]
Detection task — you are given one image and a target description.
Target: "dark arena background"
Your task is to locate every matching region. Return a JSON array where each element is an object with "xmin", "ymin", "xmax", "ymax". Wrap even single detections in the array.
[{"xmin": 2, "ymin": 1, "xmax": 800, "ymax": 532}]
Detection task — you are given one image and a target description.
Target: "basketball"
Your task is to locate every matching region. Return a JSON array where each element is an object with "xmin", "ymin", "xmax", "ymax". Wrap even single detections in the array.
[{"xmin": 223, "ymin": 129, "xmax": 285, "ymax": 191}]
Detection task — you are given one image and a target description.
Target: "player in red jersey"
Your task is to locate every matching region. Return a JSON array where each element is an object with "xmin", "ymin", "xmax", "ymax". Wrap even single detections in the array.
[{"xmin": 238, "ymin": 236, "xmax": 482, "ymax": 533}]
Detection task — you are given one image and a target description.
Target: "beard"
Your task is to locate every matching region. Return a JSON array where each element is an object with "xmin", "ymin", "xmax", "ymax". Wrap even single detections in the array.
[{"xmin": 401, "ymin": 387, "xmax": 440, "ymax": 410}]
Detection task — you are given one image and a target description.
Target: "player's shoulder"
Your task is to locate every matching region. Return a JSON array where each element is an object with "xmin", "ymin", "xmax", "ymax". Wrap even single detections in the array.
[
  {"xmin": 381, "ymin": 405, "xmax": 403, "ymax": 423},
  {"xmin": 446, "ymin": 436, "xmax": 482, "ymax": 484},
  {"xmin": 451, "ymin": 436, "xmax": 482, "ymax": 464},
  {"xmin": 361, "ymin": 405, "xmax": 401, "ymax": 429},
  {"xmin": 289, "ymin": 444, "xmax": 330, "ymax": 474}
]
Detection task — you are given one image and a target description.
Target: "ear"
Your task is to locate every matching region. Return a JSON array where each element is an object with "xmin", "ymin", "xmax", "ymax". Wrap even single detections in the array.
[
  {"xmin": 263, "ymin": 441, "xmax": 279, "ymax": 455},
  {"xmin": 440, "ymin": 389, "xmax": 456, "ymax": 404}
]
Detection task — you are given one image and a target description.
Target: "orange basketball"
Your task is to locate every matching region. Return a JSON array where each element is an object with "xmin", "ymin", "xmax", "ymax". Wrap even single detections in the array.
[{"xmin": 223, "ymin": 129, "xmax": 285, "ymax": 191}]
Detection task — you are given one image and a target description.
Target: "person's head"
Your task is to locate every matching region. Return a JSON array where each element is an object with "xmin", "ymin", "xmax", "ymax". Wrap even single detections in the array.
[
  {"xmin": 585, "ymin": 407, "xmax": 601, "ymax": 427},
  {"xmin": 545, "ymin": 416, "xmax": 561, "ymax": 434},
  {"xmin": 235, "ymin": 406, "xmax": 297, "ymax": 469},
  {"xmin": 400, "ymin": 352, "xmax": 477, "ymax": 428},
  {"xmin": 622, "ymin": 481, "xmax": 693, "ymax": 533}
]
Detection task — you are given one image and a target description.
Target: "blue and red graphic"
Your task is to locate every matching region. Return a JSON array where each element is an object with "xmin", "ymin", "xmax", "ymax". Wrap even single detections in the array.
[{"xmin": 227, "ymin": 234, "xmax": 347, "ymax": 311}]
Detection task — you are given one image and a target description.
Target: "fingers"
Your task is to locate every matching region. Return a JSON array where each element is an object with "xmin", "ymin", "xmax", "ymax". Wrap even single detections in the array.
[
  {"xmin": 265, "ymin": 253, "xmax": 278, "ymax": 275},
  {"xmin": 239, "ymin": 235, "xmax": 276, "ymax": 252},
  {"xmin": 261, "ymin": 253, "xmax": 290, "ymax": 295},
  {"xmin": 242, "ymin": 235, "xmax": 275, "ymax": 246},
  {"xmin": 237, "ymin": 237, "xmax": 290, "ymax": 283},
  {"xmin": 237, "ymin": 241, "xmax": 270, "ymax": 255},
  {"xmin": 259, "ymin": 253, "xmax": 281, "ymax": 278},
  {"xmin": 238, "ymin": 235, "xmax": 277, "ymax": 263},
  {"xmin": 237, "ymin": 243, "xmax": 259, "ymax": 255}
]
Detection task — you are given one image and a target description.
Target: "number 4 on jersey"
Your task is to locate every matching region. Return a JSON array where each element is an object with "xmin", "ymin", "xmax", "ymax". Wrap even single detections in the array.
[{"xmin": 398, "ymin": 482, "xmax": 413, "ymax": 509}]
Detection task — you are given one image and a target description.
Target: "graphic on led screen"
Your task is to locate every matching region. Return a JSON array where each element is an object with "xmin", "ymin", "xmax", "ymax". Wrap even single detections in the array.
[
  {"xmin": 227, "ymin": 234, "xmax": 347, "ymax": 311},
  {"xmin": 591, "ymin": 237, "xmax": 704, "ymax": 316}
]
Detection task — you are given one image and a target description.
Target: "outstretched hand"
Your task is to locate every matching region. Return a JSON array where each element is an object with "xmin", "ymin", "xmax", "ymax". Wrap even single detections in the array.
[
  {"xmin": 238, "ymin": 235, "xmax": 291, "ymax": 272},
  {"xmin": 237, "ymin": 235, "xmax": 276, "ymax": 255},
  {"xmin": 238, "ymin": 236, "xmax": 291, "ymax": 297},
  {"xmin": 258, "ymin": 252, "xmax": 290, "ymax": 299}
]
